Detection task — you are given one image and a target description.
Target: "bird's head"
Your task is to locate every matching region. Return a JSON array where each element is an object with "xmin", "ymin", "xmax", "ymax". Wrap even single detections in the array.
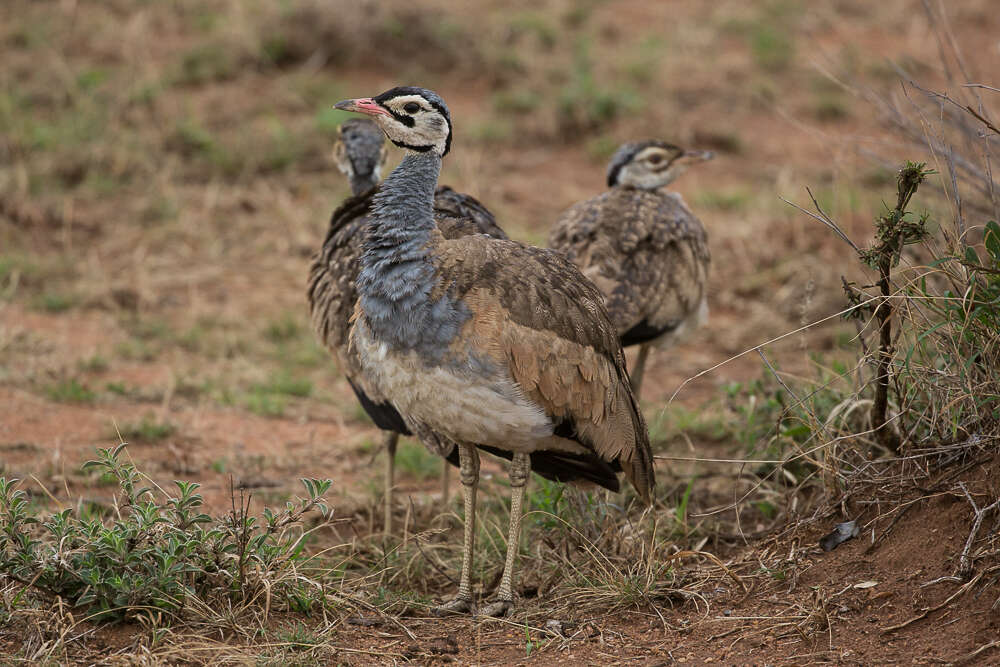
[
  {"xmin": 334, "ymin": 87, "xmax": 452, "ymax": 157},
  {"xmin": 333, "ymin": 118, "xmax": 389, "ymax": 195},
  {"xmin": 606, "ymin": 141, "xmax": 714, "ymax": 190}
]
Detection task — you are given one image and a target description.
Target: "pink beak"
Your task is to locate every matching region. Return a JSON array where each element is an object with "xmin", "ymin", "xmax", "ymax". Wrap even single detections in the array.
[{"xmin": 334, "ymin": 97, "xmax": 390, "ymax": 117}]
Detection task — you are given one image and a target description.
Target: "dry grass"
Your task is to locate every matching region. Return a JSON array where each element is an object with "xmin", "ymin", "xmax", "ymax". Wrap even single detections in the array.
[{"xmin": 2, "ymin": 0, "xmax": 1000, "ymax": 663}]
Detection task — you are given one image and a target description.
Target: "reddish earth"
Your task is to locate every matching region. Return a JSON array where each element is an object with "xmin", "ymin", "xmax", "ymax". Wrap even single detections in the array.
[{"xmin": 2, "ymin": 0, "xmax": 999, "ymax": 663}]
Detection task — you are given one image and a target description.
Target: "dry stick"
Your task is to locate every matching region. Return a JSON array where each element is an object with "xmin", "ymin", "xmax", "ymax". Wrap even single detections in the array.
[
  {"xmin": 954, "ymin": 639, "xmax": 1000, "ymax": 665},
  {"xmin": 956, "ymin": 482, "xmax": 1000, "ymax": 578},
  {"xmin": 881, "ymin": 570, "xmax": 983, "ymax": 633}
]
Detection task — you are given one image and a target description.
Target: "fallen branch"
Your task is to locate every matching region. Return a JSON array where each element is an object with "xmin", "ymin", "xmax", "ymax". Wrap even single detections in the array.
[
  {"xmin": 881, "ymin": 570, "xmax": 982, "ymax": 633},
  {"xmin": 956, "ymin": 482, "xmax": 1000, "ymax": 578}
]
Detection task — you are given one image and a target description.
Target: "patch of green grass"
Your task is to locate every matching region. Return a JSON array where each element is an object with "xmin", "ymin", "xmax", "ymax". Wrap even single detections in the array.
[
  {"xmin": 76, "ymin": 68, "xmax": 109, "ymax": 93},
  {"xmin": 507, "ymin": 12, "xmax": 557, "ymax": 49},
  {"xmin": 46, "ymin": 378, "xmax": 96, "ymax": 404},
  {"xmin": 813, "ymin": 93, "xmax": 850, "ymax": 122},
  {"xmin": 141, "ymin": 195, "xmax": 177, "ymax": 224},
  {"xmin": 272, "ymin": 622, "xmax": 323, "ymax": 651},
  {"xmin": 748, "ymin": 24, "xmax": 794, "ymax": 72},
  {"xmin": 647, "ymin": 404, "xmax": 730, "ymax": 447},
  {"xmin": 315, "ymin": 107, "xmax": 355, "ymax": 136},
  {"xmin": 283, "ymin": 338, "xmax": 327, "ymax": 369},
  {"xmin": 114, "ymin": 339, "xmax": 159, "ymax": 362},
  {"xmin": 105, "ymin": 381, "xmax": 131, "ymax": 396},
  {"xmin": 585, "ymin": 135, "xmax": 619, "ymax": 162},
  {"xmin": 113, "ymin": 416, "xmax": 176, "ymax": 443},
  {"xmin": 167, "ymin": 119, "xmax": 217, "ymax": 158},
  {"xmin": 253, "ymin": 372, "xmax": 312, "ymax": 399},
  {"xmin": 694, "ymin": 187, "xmax": 753, "ymax": 212},
  {"xmin": 466, "ymin": 116, "xmax": 513, "ymax": 144},
  {"xmin": 244, "ymin": 390, "xmax": 287, "ymax": 418},
  {"xmin": 175, "ymin": 43, "xmax": 239, "ymax": 85},
  {"xmin": 394, "ymin": 442, "xmax": 440, "ymax": 481},
  {"xmin": 78, "ymin": 355, "xmax": 109, "ymax": 373},
  {"xmin": 492, "ymin": 90, "xmax": 541, "ymax": 114},
  {"xmin": 264, "ymin": 314, "xmax": 304, "ymax": 344},
  {"xmin": 557, "ymin": 38, "xmax": 643, "ymax": 135},
  {"xmin": 33, "ymin": 291, "xmax": 77, "ymax": 313}
]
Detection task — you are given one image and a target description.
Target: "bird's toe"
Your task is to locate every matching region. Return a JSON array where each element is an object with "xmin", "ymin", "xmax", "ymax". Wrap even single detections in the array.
[
  {"xmin": 433, "ymin": 597, "xmax": 474, "ymax": 616},
  {"xmin": 479, "ymin": 599, "xmax": 514, "ymax": 618}
]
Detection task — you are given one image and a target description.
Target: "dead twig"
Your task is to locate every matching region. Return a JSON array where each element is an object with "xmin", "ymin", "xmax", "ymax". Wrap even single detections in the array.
[
  {"xmin": 956, "ymin": 482, "xmax": 1000, "ymax": 578},
  {"xmin": 881, "ymin": 570, "xmax": 982, "ymax": 633}
]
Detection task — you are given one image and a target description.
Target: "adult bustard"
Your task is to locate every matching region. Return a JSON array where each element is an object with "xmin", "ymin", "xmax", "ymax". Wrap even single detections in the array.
[
  {"xmin": 548, "ymin": 140, "xmax": 713, "ymax": 397},
  {"xmin": 334, "ymin": 87, "xmax": 653, "ymax": 616},
  {"xmin": 308, "ymin": 118, "xmax": 507, "ymax": 534}
]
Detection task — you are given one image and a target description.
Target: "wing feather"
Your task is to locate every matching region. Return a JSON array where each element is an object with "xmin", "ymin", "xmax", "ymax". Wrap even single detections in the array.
[
  {"xmin": 548, "ymin": 188, "xmax": 709, "ymax": 341},
  {"xmin": 436, "ymin": 238, "xmax": 654, "ymax": 500}
]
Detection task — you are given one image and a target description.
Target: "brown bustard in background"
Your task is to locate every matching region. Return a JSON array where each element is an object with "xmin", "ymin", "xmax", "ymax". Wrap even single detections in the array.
[
  {"xmin": 333, "ymin": 87, "xmax": 654, "ymax": 617},
  {"xmin": 548, "ymin": 140, "xmax": 713, "ymax": 398},
  {"xmin": 307, "ymin": 118, "xmax": 508, "ymax": 535}
]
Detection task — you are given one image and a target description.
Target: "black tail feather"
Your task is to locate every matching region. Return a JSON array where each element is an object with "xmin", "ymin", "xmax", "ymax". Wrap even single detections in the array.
[
  {"xmin": 446, "ymin": 445, "xmax": 620, "ymax": 493},
  {"xmin": 346, "ymin": 378, "xmax": 411, "ymax": 436}
]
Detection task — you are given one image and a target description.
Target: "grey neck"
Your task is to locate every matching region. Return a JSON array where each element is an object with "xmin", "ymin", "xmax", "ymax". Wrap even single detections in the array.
[
  {"xmin": 350, "ymin": 173, "xmax": 379, "ymax": 196},
  {"xmin": 356, "ymin": 152, "xmax": 469, "ymax": 358}
]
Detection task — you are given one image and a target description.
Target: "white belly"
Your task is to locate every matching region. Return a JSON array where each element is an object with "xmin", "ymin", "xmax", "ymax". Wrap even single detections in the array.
[{"xmin": 354, "ymin": 323, "xmax": 552, "ymax": 451}]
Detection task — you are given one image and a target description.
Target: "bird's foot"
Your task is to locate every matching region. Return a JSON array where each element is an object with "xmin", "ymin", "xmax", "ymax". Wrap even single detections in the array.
[
  {"xmin": 479, "ymin": 599, "xmax": 514, "ymax": 618},
  {"xmin": 433, "ymin": 596, "xmax": 474, "ymax": 616}
]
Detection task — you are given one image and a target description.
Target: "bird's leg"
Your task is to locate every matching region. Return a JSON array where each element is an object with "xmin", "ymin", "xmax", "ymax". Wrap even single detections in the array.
[
  {"xmin": 440, "ymin": 458, "xmax": 451, "ymax": 505},
  {"xmin": 383, "ymin": 431, "xmax": 399, "ymax": 535},
  {"xmin": 630, "ymin": 343, "xmax": 652, "ymax": 399},
  {"xmin": 481, "ymin": 452, "xmax": 530, "ymax": 618},
  {"xmin": 434, "ymin": 443, "xmax": 479, "ymax": 615}
]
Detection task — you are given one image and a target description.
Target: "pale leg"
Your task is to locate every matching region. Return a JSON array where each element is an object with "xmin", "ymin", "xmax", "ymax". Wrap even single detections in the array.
[
  {"xmin": 434, "ymin": 443, "xmax": 479, "ymax": 614},
  {"xmin": 383, "ymin": 431, "xmax": 399, "ymax": 535},
  {"xmin": 630, "ymin": 343, "xmax": 651, "ymax": 399},
  {"xmin": 481, "ymin": 452, "xmax": 530, "ymax": 617},
  {"xmin": 440, "ymin": 459, "xmax": 451, "ymax": 505}
]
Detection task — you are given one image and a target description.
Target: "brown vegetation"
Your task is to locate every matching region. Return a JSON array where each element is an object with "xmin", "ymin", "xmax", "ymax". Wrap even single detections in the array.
[{"xmin": 2, "ymin": 0, "xmax": 999, "ymax": 663}]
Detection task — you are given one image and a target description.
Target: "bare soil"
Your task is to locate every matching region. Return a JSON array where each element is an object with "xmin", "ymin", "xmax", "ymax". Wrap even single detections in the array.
[{"xmin": 2, "ymin": 0, "xmax": 999, "ymax": 663}]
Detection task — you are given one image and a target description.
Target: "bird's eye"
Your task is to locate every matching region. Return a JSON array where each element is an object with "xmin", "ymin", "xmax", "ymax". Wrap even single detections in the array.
[
  {"xmin": 403, "ymin": 102, "xmax": 421, "ymax": 114},
  {"xmin": 648, "ymin": 155, "xmax": 663, "ymax": 165}
]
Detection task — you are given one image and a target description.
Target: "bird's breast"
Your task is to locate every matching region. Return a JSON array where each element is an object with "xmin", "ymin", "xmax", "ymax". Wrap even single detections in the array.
[{"xmin": 353, "ymin": 319, "xmax": 552, "ymax": 450}]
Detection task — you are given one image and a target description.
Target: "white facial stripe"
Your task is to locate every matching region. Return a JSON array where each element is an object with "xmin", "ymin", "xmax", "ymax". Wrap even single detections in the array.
[
  {"xmin": 385, "ymin": 94, "xmax": 432, "ymax": 113},
  {"xmin": 635, "ymin": 146, "xmax": 676, "ymax": 163}
]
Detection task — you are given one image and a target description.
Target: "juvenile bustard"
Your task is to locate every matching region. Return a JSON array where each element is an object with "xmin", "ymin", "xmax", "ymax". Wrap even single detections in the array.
[
  {"xmin": 307, "ymin": 118, "xmax": 507, "ymax": 534},
  {"xmin": 334, "ymin": 87, "xmax": 653, "ymax": 616},
  {"xmin": 548, "ymin": 141, "xmax": 713, "ymax": 397}
]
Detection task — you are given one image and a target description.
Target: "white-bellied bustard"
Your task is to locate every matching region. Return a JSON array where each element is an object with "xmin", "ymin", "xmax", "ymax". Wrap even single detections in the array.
[
  {"xmin": 333, "ymin": 87, "xmax": 653, "ymax": 616},
  {"xmin": 548, "ymin": 140, "xmax": 713, "ymax": 397},
  {"xmin": 307, "ymin": 118, "xmax": 508, "ymax": 535}
]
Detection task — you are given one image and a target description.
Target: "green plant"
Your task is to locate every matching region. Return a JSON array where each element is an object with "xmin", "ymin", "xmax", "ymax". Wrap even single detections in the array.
[
  {"xmin": 0, "ymin": 446, "xmax": 332, "ymax": 622},
  {"xmin": 394, "ymin": 442, "xmax": 440, "ymax": 481},
  {"xmin": 749, "ymin": 24, "xmax": 794, "ymax": 71},
  {"xmin": 33, "ymin": 291, "xmax": 76, "ymax": 313},
  {"xmin": 45, "ymin": 378, "xmax": 95, "ymax": 403},
  {"xmin": 114, "ymin": 416, "xmax": 176, "ymax": 443}
]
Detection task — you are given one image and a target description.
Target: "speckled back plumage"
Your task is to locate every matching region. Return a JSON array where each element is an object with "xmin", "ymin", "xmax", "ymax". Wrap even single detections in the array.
[{"xmin": 548, "ymin": 187, "xmax": 710, "ymax": 347}]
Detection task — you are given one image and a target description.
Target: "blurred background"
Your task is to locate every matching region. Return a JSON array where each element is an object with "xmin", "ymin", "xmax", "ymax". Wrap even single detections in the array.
[{"xmin": 1, "ymin": 0, "xmax": 998, "ymax": 519}]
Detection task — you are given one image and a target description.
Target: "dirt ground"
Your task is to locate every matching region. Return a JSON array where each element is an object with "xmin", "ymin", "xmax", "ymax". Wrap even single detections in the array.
[{"xmin": 2, "ymin": 0, "xmax": 1000, "ymax": 664}]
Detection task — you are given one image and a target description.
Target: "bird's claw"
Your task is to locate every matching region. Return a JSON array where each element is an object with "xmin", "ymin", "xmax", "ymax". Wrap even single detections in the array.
[
  {"xmin": 479, "ymin": 599, "xmax": 514, "ymax": 618},
  {"xmin": 433, "ymin": 596, "xmax": 474, "ymax": 616}
]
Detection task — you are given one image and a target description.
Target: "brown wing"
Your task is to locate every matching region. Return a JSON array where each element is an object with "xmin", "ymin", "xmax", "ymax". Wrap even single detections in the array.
[
  {"xmin": 433, "ymin": 236, "xmax": 655, "ymax": 501},
  {"xmin": 434, "ymin": 186, "xmax": 508, "ymax": 240},
  {"xmin": 548, "ymin": 188, "xmax": 709, "ymax": 344},
  {"xmin": 307, "ymin": 189, "xmax": 373, "ymax": 372}
]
